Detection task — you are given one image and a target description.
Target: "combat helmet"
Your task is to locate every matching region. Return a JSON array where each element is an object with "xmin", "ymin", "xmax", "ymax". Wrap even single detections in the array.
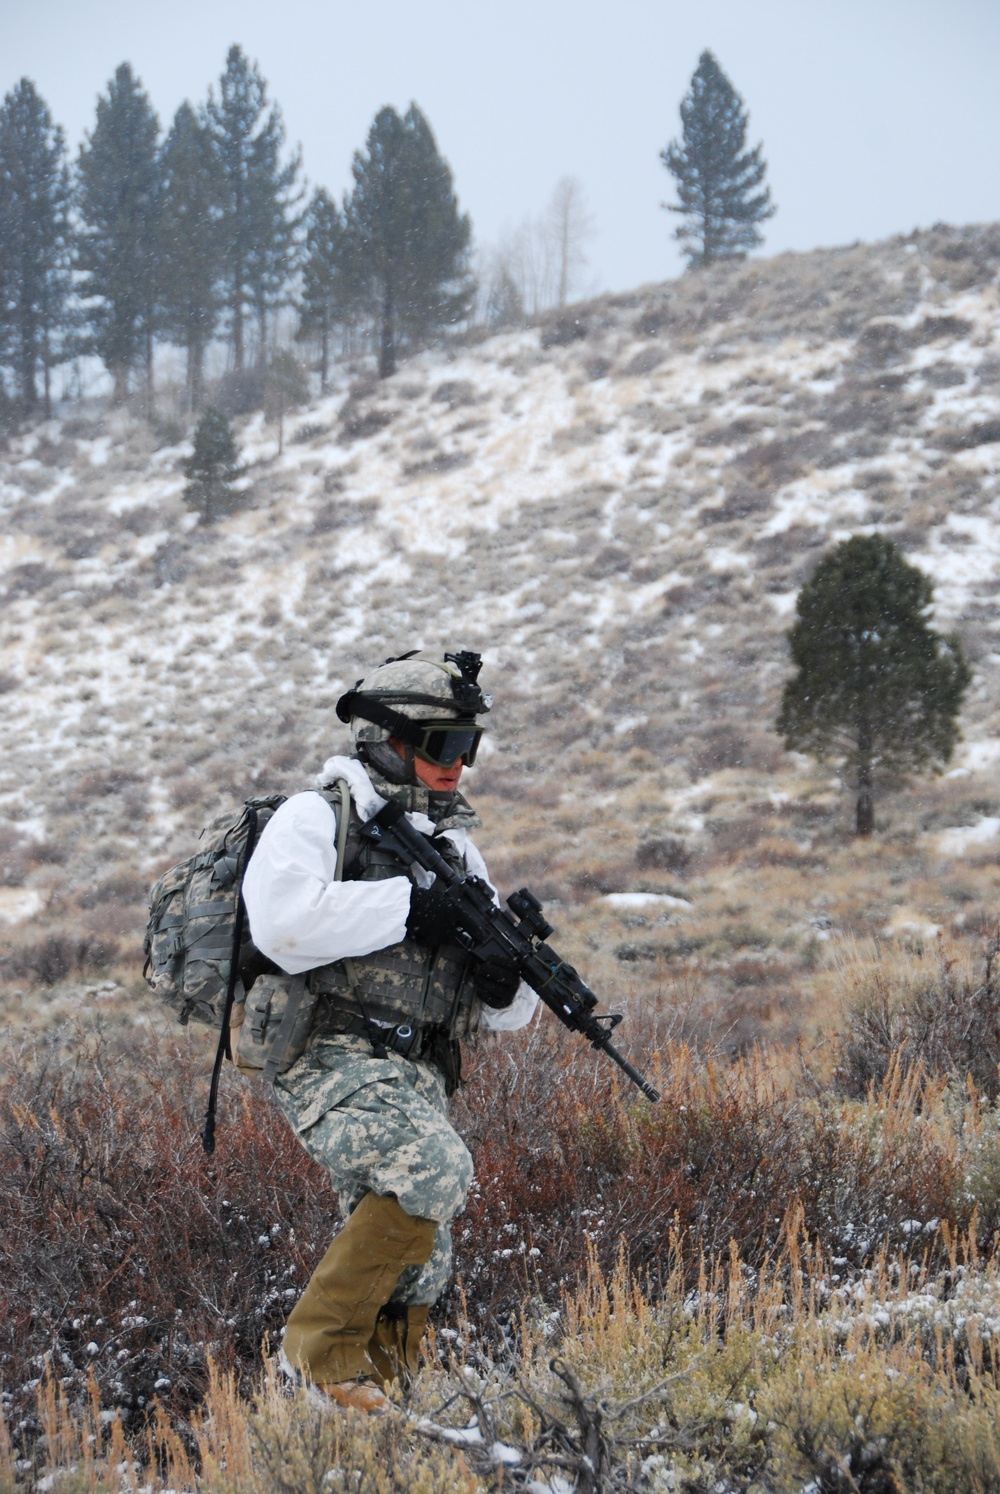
[{"xmin": 336, "ymin": 650, "xmax": 491, "ymax": 784}]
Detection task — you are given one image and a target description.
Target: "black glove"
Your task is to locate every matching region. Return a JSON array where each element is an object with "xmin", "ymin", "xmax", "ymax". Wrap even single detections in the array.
[
  {"xmin": 472, "ymin": 952, "xmax": 521, "ymax": 1009},
  {"xmin": 405, "ymin": 883, "xmax": 459, "ymax": 947}
]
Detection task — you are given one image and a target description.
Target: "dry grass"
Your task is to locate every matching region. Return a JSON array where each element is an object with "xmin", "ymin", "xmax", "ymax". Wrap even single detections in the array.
[
  {"xmin": 8, "ymin": 928, "xmax": 1000, "ymax": 1486},
  {"xmin": 11, "ymin": 1227, "xmax": 1000, "ymax": 1491}
]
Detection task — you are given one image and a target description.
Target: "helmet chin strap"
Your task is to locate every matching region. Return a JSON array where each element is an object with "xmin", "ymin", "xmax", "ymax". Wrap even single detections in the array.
[{"xmin": 359, "ymin": 740, "xmax": 412, "ymax": 784}]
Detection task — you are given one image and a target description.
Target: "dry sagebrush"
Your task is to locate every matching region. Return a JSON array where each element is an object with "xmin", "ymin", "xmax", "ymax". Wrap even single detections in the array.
[{"xmin": 11, "ymin": 1240, "xmax": 1000, "ymax": 1492}]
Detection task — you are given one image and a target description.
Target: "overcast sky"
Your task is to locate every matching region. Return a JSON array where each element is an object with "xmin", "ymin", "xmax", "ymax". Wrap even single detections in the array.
[{"xmin": 4, "ymin": 0, "xmax": 999, "ymax": 295}]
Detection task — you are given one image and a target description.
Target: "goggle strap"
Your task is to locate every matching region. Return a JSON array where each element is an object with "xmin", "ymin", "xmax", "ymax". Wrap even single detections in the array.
[
  {"xmin": 337, "ymin": 692, "xmax": 481, "ymax": 760},
  {"xmin": 336, "ymin": 692, "xmax": 428, "ymax": 746}
]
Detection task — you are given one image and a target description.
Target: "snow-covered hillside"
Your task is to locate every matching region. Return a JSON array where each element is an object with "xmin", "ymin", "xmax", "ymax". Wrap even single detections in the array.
[{"xmin": 2, "ymin": 221, "xmax": 1000, "ymax": 1024}]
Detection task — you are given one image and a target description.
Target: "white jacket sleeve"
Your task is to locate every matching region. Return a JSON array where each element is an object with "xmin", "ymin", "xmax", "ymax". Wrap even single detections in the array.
[
  {"xmin": 242, "ymin": 791, "xmax": 411, "ymax": 975},
  {"xmin": 243, "ymin": 784, "xmax": 540, "ymax": 1033}
]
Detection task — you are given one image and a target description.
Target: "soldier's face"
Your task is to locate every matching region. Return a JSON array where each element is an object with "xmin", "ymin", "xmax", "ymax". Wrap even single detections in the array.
[{"xmin": 388, "ymin": 737, "xmax": 464, "ymax": 793}]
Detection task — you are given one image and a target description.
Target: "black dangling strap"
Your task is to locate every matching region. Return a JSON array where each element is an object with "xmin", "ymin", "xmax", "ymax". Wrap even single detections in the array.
[{"xmin": 202, "ymin": 805, "xmax": 260, "ymax": 1155}]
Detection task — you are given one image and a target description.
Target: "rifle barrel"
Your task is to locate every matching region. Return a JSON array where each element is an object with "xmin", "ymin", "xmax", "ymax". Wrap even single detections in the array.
[
  {"xmin": 365, "ymin": 803, "xmax": 661, "ymax": 1103},
  {"xmin": 594, "ymin": 1032, "xmax": 661, "ymax": 1104}
]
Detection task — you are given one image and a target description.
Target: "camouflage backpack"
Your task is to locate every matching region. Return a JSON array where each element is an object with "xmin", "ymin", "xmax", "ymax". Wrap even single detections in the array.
[
  {"xmin": 143, "ymin": 781, "xmax": 350, "ymax": 1151},
  {"xmin": 143, "ymin": 794, "xmax": 287, "ymax": 1029}
]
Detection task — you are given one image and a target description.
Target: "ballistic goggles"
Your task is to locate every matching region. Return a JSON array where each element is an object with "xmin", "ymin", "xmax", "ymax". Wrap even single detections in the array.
[
  {"xmin": 335, "ymin": 688, "xmax": 486, "ymax": 766},
  {"xmin": 409, "ymin": 721, "xmax": 484, "ymax": 767}
]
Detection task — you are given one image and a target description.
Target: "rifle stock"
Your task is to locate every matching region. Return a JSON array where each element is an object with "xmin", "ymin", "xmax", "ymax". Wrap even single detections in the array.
[{"xmin": 361, "ymin": 802, "xmax": 660, "ymax": 1104}]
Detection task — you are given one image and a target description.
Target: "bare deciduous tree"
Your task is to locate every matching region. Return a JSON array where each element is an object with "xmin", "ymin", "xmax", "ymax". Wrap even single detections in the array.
[
  {"xmin": 546, "ymin": 176, "xmax": 596, "ymax": 308},
  {"xmin": 477, "ymin": 176, "xmax": 596, "ymax": 325}
]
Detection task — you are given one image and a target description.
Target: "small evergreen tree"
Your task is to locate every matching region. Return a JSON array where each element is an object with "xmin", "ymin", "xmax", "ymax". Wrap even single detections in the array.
[
  {"xmin": 158, "ymin": 102, "xmax": 222, "ymax": 410},
  {"xmin": 182, "ymin": 406, "xmax": 241, "ymax": 521},
  {"xmin": 297, "ymin": 187, "xmax": 358, "ymax": 391},
  {"xmin": 0, "ymin": 79, "xmax": 72, "ymax": 417},
  {"xmin": 205, "ymin": 46, "xmax": 300, "ymax": 372},
  {"xmin": 346, "ymin": 103, "xmax": 472, "ymax": 378},
  {"xmin": 777, "ymin": 535, "xmax": 971, "ymax": 836},
  {"xmin": 76, "ymin": 63, "xmax": 161, "ymax": 403},
  {"xmin": 661, "ymin": 51, "xmax": 775, "ymax": 269}
]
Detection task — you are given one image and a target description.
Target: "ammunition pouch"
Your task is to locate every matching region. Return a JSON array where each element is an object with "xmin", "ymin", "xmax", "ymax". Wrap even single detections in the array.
[{"xmin": 233, "ymin": 971, "xmax": 319, "ymax": 1080}]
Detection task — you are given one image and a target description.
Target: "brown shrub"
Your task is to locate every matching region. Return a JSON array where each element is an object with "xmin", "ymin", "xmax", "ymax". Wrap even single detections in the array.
[
  {"xmin": 727, "ymin": 429, "xmax": 829, "ymax": 489},
  {"xmin": 709, "ymin": 814, "xmax": 769, "ymax": 859},
  {"xmin": 619, "ymin": 346, "xmax": 665, "ymax": 377},
  {"xmin": 449, "ymin": 1025, "xmax": 967, "ymax": 1325},
  {"xmin": 338, "ymin": 403, "xmax": 393, "ymax": 442},
  {"xmin": 64, "ymin": 770, "xmax": 143, "ymax": 807},
  {"xmin": 911, "ymin": 314, "xmax": 974, "ymax": 345},
  {"xmin": 539, "ymin": 313, "xmax": 588, "ymax": 348},
  {"xmin": 0, "ymin": 1004, "xmax": 982, "ymax": 1446},
  {"xmin": 3, "ymin": 562, "xmax": 58, "ymax": 598},
  {"xmin": 0, "ymin": 826, "xmax": 61, "ymax": 886},
  {"xmin": 932, "ymin": 419, "xmax": 1000, "ymax": 452},
  {"xmin": 76, "ymin": 870, "xmax": 148, "ymax": 908},
  {"xmin": 636, "ymin": 836, "xmax": 690, "ymax": 874},
  {"xmin": 431, "ymin": 380, "xmax": 477, "ymax": 407},
  {"xmin": 0, "ymin": 1036, "xmax": 336, "ymax": 1431},
  {"xmin": 835, "ymin": 936, "xmax": 1000, "ymax": 1101},
  {"xmin": 1, "ymin": 932, "xmax": 120, "ymax": 984}
]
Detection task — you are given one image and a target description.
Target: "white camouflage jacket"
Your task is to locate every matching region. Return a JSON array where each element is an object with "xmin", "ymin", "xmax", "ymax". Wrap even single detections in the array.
[{"xmin": 242, "ymin": 755, "xmax": 539, "ymax": 1033}]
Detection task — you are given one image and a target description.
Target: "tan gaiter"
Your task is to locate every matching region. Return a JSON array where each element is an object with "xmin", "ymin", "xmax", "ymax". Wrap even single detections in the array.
[
  {"xmin": 283, "ymin": 1191, "xmax": 436, "ymax": 1385},
  {"xmin": 367, "ymin": 1303, "xmax": 432, "ymax": 1386}
]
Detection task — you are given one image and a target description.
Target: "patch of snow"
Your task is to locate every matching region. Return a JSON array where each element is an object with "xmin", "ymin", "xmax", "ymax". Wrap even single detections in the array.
[
  {"xmin": 0, "ymin": 888, "xmax": 45, "ymax": 924},
  {"xmin": 936, "ymin": 818, "xmax": 1000, "ymax": 857},
  {"xmin": 416, "ymin": 1419, "xmax": 483, "ymax": 1446},
  {"xmin": 613, "ymin": 715, "xmax": 648, "ymax": 736},
  {"xmin": 603, "ymin": 892, "xmax": 691, "ymax": 910},
  {"xmin": 86, "ymin": 436, "xmax": 112, "ymax": 467},
  {"xmin": 492, "ymin": 1443, "xmax": 522, "ymax": 1465},
  {"xmin": 762, "ymin": 469, "xmax": 870, "ymax": 537},
  {"xmin": 957, "ymin": 739, "xmax": 1000, "ymax": 773},
  {"xmin": 886, "ymin": 914, "xmax": 942, "ymax": 941},
  {"xmin": 706, "ymin": 545, "xmax": 749, "ymax": 572}
]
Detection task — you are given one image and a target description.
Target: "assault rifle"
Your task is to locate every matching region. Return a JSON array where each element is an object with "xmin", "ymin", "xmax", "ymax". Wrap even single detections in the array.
[{"xmin": 361, "ymin": 802, "xmax": 660, "ymax": 1104}]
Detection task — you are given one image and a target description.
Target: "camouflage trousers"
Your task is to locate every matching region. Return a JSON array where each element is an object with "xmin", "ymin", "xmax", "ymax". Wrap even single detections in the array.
[{"xmin": 273, "ymin": 1033, "xmax": 474, "ymax": 1306}]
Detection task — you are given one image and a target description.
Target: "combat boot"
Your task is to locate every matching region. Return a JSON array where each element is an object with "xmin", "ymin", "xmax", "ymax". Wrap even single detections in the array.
[
  {"xmin": 315, "ymin": 1379, "xmax": 391, "ymax": 1413},
  {"xmin": 283, "ymin": 1191, "xmax": 436, "ymax": 1387}
]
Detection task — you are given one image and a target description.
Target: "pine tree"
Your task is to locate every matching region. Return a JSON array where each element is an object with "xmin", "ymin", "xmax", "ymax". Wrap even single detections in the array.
[
  {"xmin": 77, "ymin": 63, "xmax": 161, "ymax": 404},
  {"xmin": 0, "ymin": 79, "xmax": 72, "ymax": 417},
  {"xmin": 777, "ymin": 535, "xmax": 971, "ymax": 836},
  {"xmin": 205, "ymin": 46, "xmax": 300, "ymax": 372},
  {"xmin": 182, "ymin": 406, "xmax": 241, "ymax": 521},
  {"xmin": 297, "ymin": 187, "xmax": 358, "ymax": 391},
  {"xmin": 661, "ymin": 51, "xmax": 775, "ymax": 269},
  {"xmin": 158, "ymin": 102, "xmax": 221, "ymax": 410},
  {"xmin": 346, "ymin": 103, "xmax": 472, "ymax": 378}
]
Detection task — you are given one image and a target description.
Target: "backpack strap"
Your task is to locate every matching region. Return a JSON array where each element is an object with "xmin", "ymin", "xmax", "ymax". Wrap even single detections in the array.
[
  {"xmin": 201, "ymin": 804, "xmax": 261, "ymax": 1154},
  {"xmin": 259, "ymin": 779, "xmax": 353, "ymax": 1086},
  {"xmin": 328, "ymin": 779, "xmax": 400, "ymax": 1061}
]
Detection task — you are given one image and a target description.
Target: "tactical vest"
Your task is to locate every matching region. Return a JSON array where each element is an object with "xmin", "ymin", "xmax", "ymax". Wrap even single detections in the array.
[{"xmin": 306, "ymin": 790, "xmax": 481, "ymax": 1045}]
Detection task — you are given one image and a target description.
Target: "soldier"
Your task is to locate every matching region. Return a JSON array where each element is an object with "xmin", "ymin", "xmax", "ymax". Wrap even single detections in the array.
[{"xmin": 241, "ymin": 651, "xmax": 537, "ymax": 1411}]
